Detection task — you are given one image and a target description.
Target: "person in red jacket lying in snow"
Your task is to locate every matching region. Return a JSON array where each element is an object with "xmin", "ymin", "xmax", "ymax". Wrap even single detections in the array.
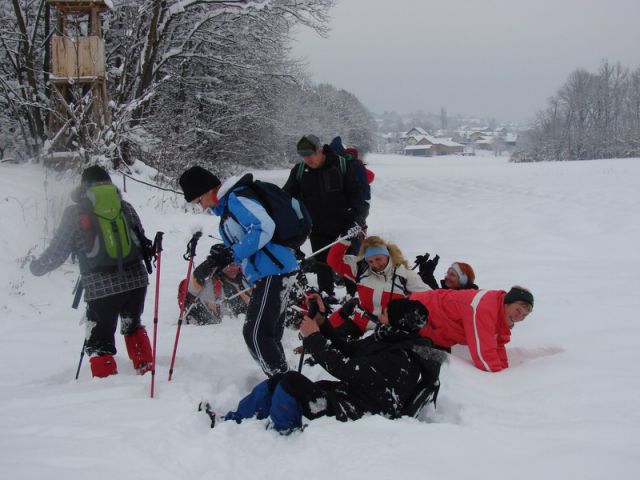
[{"xmin": 404, "ymin": 286, "xmax": 534, "ymax": 372}]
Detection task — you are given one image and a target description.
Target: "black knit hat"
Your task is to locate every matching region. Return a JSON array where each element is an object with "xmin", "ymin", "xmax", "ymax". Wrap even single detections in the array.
[
  {"xmin": 504, "ymin": 287, "xmax": 534, "ymax": 309},
  {"xmin": 81, "ymin": 165, "xmax": 111, "ymax": 185},
  {"xmin": 179, "ymin": 166, "xmax": 221, "ymax": 202},
  {"xmin": 386, "ymin": 299, "xmax": 429, "ymax": 332},
  {"xmin": 297, "ymin": 134, "xmax": 321, "ymax": 157}
]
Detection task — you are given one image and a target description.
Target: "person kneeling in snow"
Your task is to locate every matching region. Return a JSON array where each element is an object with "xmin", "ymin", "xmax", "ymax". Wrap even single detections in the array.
[
  {"xmin": 29, "ymin": 166, "xmax": 152, "ymax": 378},
  {"xmin": 214, "ymin": 295, "xmax": 444, "ymax": 433},
  {"xmin": 178, "ymin": 261, "xmax": 251, "ymax": 325}
]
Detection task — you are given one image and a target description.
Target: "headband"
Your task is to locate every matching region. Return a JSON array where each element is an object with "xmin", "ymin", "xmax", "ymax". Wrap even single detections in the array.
[
  {"xmin": 364, "ymin": 245, "xmax": 390, "ymax": 259},
  {"xmin": 450, "ymin": 263, "xmax": 468, "ymax": 286}
]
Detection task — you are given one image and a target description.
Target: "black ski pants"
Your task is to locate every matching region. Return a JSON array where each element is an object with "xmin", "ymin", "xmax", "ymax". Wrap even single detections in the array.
[
  {"xmin": 310, "ymin": 231, "xmax": 338, "ymax": 296},
  {"xmin": 277, "ymin": 371, "xmax": 364, "ymax": 422},
  {"xmin": 243, "ymin": 273, "xmax": 294, "ymax": 377},
  {"xmin": 85, "ymin": 287, "xmax": 147, "ymax": 357}
]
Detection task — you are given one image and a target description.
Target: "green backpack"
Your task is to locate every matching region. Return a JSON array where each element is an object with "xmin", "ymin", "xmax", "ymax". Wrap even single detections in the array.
[{"xmin": 78, "ymin": 183, "xmax": 142, "ymax": 274}]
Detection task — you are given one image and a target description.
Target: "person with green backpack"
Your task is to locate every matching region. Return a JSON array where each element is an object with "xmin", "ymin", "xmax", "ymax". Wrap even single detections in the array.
[{"xmin": 30, "ymin": 166, "xmax": 153, "ymax": 378}]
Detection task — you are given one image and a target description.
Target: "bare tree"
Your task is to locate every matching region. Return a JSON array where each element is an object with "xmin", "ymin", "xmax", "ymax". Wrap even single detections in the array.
[{"xmin": 512, "ymin": 61, "xmax": 640, "ymax": 162}]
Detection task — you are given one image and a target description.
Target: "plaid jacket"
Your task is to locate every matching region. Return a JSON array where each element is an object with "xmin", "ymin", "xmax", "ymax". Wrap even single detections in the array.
[{"xmin": 30, "ymin": 198, "xmax": 148, "ymax": 301}]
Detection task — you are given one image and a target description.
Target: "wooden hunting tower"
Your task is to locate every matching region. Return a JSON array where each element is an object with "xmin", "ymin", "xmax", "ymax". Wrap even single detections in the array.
[{"xmin": 47, "ymin": 0, "xmax": 112, "ymax": 150}]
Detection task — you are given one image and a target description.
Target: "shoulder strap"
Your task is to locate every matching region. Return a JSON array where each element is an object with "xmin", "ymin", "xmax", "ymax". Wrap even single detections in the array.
[
  {"xmin": 296, "ymin": 162, "xmax": 305, "ymax": 181},
  {"xmin": 339, "ymin": 155, "xmax": 346, "ymax": 175},
  {"xmin": 355, "ymin": 258, "xmax": 368, "ymax": 283},
  {"xmin": 389, "ymin": 267, "xmax": 398, "ymax": 298}
]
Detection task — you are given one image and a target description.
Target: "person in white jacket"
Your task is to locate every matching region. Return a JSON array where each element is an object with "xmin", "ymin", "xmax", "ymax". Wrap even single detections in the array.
[{"xmin": 325, "ymin": 235, "xmax": 430, "ymax": 339}]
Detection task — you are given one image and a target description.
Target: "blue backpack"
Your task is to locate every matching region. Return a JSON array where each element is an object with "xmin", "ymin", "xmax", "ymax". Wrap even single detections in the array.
[{"xmin": 228, "ymin": 179, "xmax": 312, "ymax": 249}]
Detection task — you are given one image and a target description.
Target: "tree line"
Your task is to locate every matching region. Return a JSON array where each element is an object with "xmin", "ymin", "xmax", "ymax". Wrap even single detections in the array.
[
  {"xmin": 513, "ymin": 61, "xmax": 640, "ymax": 162},
  {"xmin": 0, "ymin": 0, "xmax": 376, "ymax": 176}
]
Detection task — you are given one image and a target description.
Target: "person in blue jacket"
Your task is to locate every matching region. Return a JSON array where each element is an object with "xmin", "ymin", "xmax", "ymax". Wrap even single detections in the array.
[{"xmin": 179, "ymin": 167, "xmax": 298, "ymax": 376}]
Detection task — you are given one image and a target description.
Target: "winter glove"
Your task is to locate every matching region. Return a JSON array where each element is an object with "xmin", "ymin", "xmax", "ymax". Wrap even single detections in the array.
[
  {"xmin": 340, "ymin": 222, "xmax": 363, "ymax": 241},
  {"xmin": 339, "ymin": 297, "xmax": 360, "ymax": 321},
  {"xmin": 193, "ymin": 258, "xmax": 218, "ymax": 286},
  {"xmin": 294, "ymin": 248, "xmax": 306, "ymax": 263},
  {"xmin": 193, "ymin": 244, "xmax": 234, "ymax": 285},
  {"xmin": 140, "ymin": 235, "xmax": 155, "ymax": 274},
  {"xmin": 208, "ymin": 243, "xmax": 234, "ymax": 267},
  {"xmin": 415, "ymin": 253, "xmax": 440, "ymax": 290}
]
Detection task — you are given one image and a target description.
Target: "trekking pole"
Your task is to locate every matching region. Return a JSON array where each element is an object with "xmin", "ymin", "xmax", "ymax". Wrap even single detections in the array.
[
  {"xmin": 297, "ymin": 334, "xmax": 306, "ymax": 373},
  {"xmin": 71, "ymin": 276, "xmax": 86, "ymax": 379},
  {"xmin": 150, "ymin": 231, "xmax": 164, "ymax": 398},
  {"xmin": 222, "ymin": 227, "xmax": 363, "ymax": 304},
  {"xmin": 295, "ymin": 298, "xmax": 319, "ymax": 373},
  {"xmin": 75, "ymin": 339, "xmax": 86, "ymax": 380},
  {"xmin": 168, "ymin": 231, "xmax": 202, "ymax": 381}
]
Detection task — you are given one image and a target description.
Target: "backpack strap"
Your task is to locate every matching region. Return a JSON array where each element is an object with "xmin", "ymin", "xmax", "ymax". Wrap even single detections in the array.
[
  {"xmin": 339, "ymin": 155, "xmax": 346, "ymax": 175},
  {"xmin": 221, "ymin": 190, "xmax": 285, "ymax": 271},
  {"xmin": 389, "ymin": 266, "xmax": 398, "ymax": 298},
  {"xmin": 296, "ymin": 162, "xmax": 305, "ymax": 181},
  {"xmin": 354, "ymin": 258, "xmax": 369, "ymax": 283}
]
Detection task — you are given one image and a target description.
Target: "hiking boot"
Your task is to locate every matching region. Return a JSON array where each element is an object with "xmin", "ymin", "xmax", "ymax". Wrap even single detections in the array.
[
  {"xmin": 198, "ymin": 401, "xmax": 217, "ymax": 428},
  {"xmin": 124, "ymin": 327, "xmax": 153, "ymax": 374},
  {"xmin": 89, "ymin": 355, "xmax": 118, "ymax": 378}
]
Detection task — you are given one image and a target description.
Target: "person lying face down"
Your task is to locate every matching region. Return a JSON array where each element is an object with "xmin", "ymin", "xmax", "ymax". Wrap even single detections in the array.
[{"xmin": 408, "ymin": 286, "xmax": 534, "ymax": 372}]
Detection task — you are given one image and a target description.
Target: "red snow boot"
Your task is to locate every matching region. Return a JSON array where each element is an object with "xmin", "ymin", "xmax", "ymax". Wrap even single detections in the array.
[
  {"xmin": 90, "ymin": 355, "xmax": 118, "ymax": 378},
  {"xmin": 124, "ymin": 327, "xmax": 153, "ymax": 375}
]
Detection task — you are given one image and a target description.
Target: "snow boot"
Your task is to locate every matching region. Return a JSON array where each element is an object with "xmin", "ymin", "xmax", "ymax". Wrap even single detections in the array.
[
  {"xmin": 89, "ymin": 355, "xmax": 118, "ymax": 378},
  {"xmin": 124, "ymin": 327, "xmax": 153, "ymax": 375},
  {"xmin": 198, "ymin": 401, "xmax": 217, "ymax": 428}
]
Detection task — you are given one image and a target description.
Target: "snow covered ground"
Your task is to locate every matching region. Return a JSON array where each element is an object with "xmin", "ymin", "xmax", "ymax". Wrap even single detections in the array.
[{"xmin": 1, "ymin": 153, "xmax": 639, "ymax": 480}]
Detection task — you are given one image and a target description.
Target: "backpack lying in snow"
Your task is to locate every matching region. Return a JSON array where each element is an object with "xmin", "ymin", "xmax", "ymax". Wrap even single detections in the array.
[{"xmin": 77, "ymin": 183, "xmax": 142, "ymax": 273}]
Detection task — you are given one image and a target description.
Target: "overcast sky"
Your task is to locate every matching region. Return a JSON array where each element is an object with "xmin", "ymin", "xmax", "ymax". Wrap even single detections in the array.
[{"xmin": 291, "ymin": 0, "xmax": 640, "ymax": 124}]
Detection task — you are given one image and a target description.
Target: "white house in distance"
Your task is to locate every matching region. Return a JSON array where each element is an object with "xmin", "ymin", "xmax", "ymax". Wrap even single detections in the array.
[{"xmin": 404, "ymin": 131, "xmax": 465, "ymax": 156}]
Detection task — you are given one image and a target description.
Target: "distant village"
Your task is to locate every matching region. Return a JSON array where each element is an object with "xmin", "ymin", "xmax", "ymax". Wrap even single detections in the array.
[{"xmin": 378, "ymin": 125, "xmax": 519, "ymax": 157}]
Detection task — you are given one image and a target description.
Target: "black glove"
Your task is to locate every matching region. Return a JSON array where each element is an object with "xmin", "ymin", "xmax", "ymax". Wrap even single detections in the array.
[
  {"xmin": 340, "ymin": 297, "xmax": 360, "ymax": 320},
  {"xmin": 294, "ymin": 248, "xmax": 306, "ymax": 263},
  {"xmin": 140, "ymin": 235, "xmax": 155, "ymax": 274},
  {"xmin": 208, "ymin": 244, "xmax": 234, "ymax": 266},
  {"xmin": 193, "ymin": 244, "xmax": 234, "ymax": 285},
  {"xmin": 193, "ymin": 258, "xmax": 218, "ymax": 286},
  {"xmin": 415, "ymin": 253, "xmax": 440, "ymax": 290}
]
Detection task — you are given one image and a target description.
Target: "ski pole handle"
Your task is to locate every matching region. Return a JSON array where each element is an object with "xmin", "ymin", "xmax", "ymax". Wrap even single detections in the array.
[{"xmin": 183, "ymin": 231, "xmax": 202, "ymax": 260}]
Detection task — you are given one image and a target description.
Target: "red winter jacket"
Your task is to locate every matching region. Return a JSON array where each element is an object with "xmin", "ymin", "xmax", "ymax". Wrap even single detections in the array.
[
  {"xmin": 328, "ymin": 240, "xmax": 429, "ymax": 332},
  {"xmin": 411, "ymin": 289, "xmax": 511, "ymax": 372}
]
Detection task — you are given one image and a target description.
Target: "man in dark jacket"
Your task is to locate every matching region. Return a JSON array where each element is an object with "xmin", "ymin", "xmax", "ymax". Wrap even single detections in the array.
[
  {"xmin": 216, "ymin": 296, "xmax": 444, "ymax": 433},
  {"xmin": 283, "ymin": 134, "xmax": 368, "ymax": 302},
  {"xmin": 30, "ymin": 166, "xmax": 152, "ymax": 378}
]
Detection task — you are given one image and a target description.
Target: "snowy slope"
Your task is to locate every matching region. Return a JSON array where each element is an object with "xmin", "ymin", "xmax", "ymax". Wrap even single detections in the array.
[{"xmin": 1, "ymin": 153, "xmax": 639, "ymax": 480}]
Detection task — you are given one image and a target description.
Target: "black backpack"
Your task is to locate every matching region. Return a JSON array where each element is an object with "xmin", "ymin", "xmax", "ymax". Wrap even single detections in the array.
[
  {"xmin": 227, "ymin": 179, "xmax": 312, "ymax": 250},
  {"xmin": 401, "ymin": 344, "xmax": 444, "ymax": 418}
]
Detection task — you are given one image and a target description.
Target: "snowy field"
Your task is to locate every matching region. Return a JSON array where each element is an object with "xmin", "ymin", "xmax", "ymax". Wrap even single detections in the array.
[{"xmin": 1, "ymin": 153, "xmax": 639, "ymax": 480}]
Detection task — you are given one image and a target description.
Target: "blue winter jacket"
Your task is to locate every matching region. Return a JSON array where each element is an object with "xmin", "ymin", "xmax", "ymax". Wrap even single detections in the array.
[{"xmin": 211, "ymin": 174, "xmax": 298, "ymax": 285}]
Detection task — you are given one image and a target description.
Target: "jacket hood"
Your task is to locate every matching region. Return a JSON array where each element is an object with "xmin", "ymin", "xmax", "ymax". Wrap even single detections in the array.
[
  {"xmin": 217, "ymin": 172, "xmax": 253, "ymax": 199},
  {"xmin": 71, "ymin": 181, "xmax": 120, "ymax": 204}
]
